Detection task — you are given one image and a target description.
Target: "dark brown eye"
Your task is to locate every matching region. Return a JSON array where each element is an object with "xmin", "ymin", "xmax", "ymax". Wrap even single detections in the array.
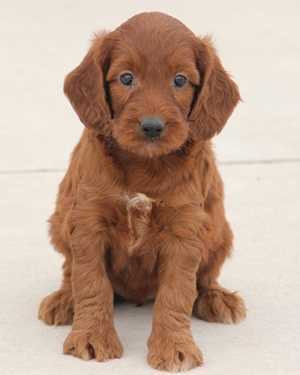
[
  {"xmin": 119, "ymin": 72, "xmax": 134, "ymax": 86},
  {"xmin": 174, "ymin": 74, "xmax": 187, "ymax": 88}
]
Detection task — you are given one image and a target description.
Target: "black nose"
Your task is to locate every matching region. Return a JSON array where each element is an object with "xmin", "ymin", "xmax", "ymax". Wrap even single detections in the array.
[{"xmin": 140, "ymin": 117, "xmax": 164, "ymax": 139}]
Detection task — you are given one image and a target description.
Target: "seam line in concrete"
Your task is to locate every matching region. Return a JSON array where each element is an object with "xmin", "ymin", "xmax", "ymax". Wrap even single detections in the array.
[
  {"xmin": 0, "ymin": 158, "xmax": 300, "ymax": 175},
  {"xmin": 221, "ymin": 158, "xmax": 300, "ymax": 166}
]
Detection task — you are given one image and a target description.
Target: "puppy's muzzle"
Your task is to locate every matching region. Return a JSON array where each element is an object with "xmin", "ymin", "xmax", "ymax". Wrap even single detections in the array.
[{"xmin": 140, "ymin": 117, "xmax": 165, "ymax": 140}]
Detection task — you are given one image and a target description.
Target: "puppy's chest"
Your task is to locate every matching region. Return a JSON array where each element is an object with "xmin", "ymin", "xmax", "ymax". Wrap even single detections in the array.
[{"xmin": 107, "ymin": 193, "xmax": 159, "ymax": 303}]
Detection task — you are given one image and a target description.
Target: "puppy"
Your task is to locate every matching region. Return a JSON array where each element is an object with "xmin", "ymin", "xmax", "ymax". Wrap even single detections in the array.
[{"xmin": 38, "ymin": 12, "xmax": 246, "ymax": 372}]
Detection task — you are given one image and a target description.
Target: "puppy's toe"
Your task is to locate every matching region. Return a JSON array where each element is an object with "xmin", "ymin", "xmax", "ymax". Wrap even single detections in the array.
[
  {"xmin": 63, "ymin": 328, "xmax": 123, "ymax": 362},
  {"xmin": 148, "ymin": 332, "xmax": 203, "ymax": 372},
  {"xmin": 194, "ymin": 288, "xmax": 246, "ymax": 324},
  {"xmin": 38, "ymin": 290, "xmax": 73, "ymax": 325}
]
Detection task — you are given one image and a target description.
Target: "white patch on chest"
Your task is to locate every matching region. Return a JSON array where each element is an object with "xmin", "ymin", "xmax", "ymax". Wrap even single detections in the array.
[{"xmin": 126, "ymin": 193, "xmax": 154, "ymax": 255}]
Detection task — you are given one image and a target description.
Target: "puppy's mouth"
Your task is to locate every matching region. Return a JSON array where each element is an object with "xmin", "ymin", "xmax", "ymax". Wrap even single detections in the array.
[{"xmin": 113, "ymin": 129, "xmax": 188, "ymax": 159}]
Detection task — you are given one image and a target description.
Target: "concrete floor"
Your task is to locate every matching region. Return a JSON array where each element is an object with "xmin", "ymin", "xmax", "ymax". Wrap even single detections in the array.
[{"xmin": 1, "ymin": 1, "xmax": 299, "ymax": 374}]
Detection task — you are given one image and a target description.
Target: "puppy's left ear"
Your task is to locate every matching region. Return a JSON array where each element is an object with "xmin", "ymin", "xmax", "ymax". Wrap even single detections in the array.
[{"xmin": 189, "ymin": 37, "xmax": 240, "ymax": 139}]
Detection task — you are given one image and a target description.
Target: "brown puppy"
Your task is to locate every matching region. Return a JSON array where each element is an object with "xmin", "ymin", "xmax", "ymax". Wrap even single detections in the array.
[{"xmin": 38, "ymin": 12, "xmax": 246, "ymax": 372}]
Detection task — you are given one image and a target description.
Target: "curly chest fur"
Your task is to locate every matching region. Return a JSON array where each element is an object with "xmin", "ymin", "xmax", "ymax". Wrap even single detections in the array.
[
  {"xmin": 104, "ymin": 189, "xmax": 213, "ymax": 304},
  {"xmin": 106, "ymin": 193, "xmax": 160, "ymax": 304}
]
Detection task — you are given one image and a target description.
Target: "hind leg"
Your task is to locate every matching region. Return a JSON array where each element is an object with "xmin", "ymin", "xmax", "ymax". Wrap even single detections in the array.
[
  {"xmin": 38, "ymin": 213, "xmax": 74, "ymax": 325},
  {"xmin": 194, "ymin": 223, "xmax": 246, "ymax": 324},
  {"xmin": 38, "ymin": 256, "xmax": 74, "ymax": 325},
  {"xmin": 194, "ymin": 283, "xmax": 246, "ymax": 324}
]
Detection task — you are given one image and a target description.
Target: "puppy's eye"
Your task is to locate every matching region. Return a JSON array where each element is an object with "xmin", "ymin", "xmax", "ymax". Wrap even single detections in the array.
[
  {"xmin": 119, "ymin": 72, "xmax": 134, "ymax": 86},
  {"xmin": 174, "ymin": 74, "xmax": 188, "ymax": 88}
]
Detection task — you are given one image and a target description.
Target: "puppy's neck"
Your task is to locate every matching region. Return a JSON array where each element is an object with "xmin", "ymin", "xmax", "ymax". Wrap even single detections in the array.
[
  {"xmin": 98, "ymin": 134, "xmax": 200, "ymax": 165},
  {"xmin": 96, "ymin": 134, "xmax": 210, "ymax": 197}
]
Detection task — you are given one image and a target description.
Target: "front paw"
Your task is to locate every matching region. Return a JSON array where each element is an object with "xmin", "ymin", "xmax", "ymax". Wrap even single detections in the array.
[
  {"xmin": 148, "ymin": 332, "xmax": 203, "ymax": 372},
  {"xmin": 63, "ymin": 327, "xmax": 123, "ymax": 362}
]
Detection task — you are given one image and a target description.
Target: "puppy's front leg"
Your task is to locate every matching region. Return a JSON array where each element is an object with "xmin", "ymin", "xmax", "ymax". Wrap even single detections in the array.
[
  {"xmin": 148, "ymin": 237, "xmax": 203, "ymax": 372},
  {"xmin": 63, "ymin": 224, "xmax": 123, "ymax": 361}
]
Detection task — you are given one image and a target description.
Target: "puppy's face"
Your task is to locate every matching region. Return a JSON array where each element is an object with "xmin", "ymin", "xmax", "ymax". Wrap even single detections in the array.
[
  {"xmin": 106, "ymin": 36, "xmax": 198, "ymax": 158},
  {"xmin": 64, "ymin": 13, "xmax": 240, "ymax": 158}
]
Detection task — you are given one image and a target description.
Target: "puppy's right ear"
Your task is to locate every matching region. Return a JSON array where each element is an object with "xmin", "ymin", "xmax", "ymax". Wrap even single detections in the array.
[{"xmin": 64, "ymin": 32, "xmax": 112, "ymax": 131}]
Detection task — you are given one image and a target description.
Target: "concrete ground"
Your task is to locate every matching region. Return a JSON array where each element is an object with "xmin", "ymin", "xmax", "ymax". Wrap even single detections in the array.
[{"xmin": 1, "ymin": 1, "xmax": 299, "ymax": 374}]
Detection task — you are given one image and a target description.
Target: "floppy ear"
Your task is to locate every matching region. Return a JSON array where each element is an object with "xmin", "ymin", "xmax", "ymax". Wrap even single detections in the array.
[
  {"xmin": 64, "ymin": 32, "xmax": 112, "ymax": 132},
  {"xmin": 189, "ymin": 37, "xmax": 240, "ymax": 140}
]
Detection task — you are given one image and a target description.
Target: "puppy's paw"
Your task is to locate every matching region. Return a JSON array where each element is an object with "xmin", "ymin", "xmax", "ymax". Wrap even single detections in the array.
[
  {"xmin": 148, "ymin": 332, "xmax": 203, "ymax": 372},
  {"xmin": 194, "ymin": 288, "xmax": 246, "ymax": 324},
  {"xmin": 38, "ymin": 290, "xmax": 73, "ymax": 325},
  {"xmin": 63, "ymin": 328, "xmax": 123, "ymax": 362}
]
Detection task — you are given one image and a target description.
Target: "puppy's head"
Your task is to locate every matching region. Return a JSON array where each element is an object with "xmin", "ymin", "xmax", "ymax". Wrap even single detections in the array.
[{"xmin": 64, "ymin": 12, "xmax": 240, "ymax": 158}]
